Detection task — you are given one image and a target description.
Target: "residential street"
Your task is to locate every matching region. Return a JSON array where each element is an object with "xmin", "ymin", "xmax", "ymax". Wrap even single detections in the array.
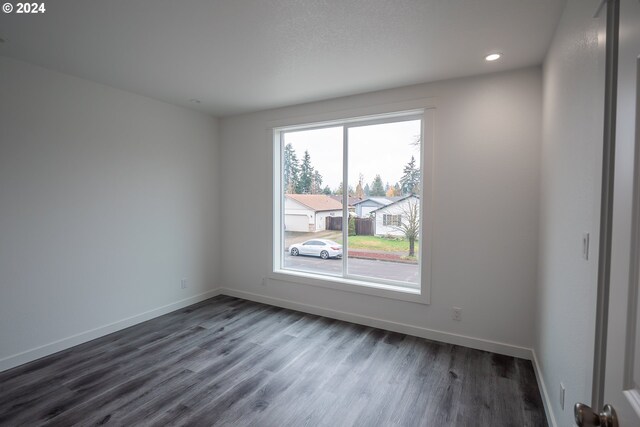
[{"xmin": 283, "ymin": 253, "xmax": 419, "ymax": 285}]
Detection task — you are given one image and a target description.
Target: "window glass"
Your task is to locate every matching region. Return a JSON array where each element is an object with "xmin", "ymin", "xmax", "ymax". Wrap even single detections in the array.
[
  {"xmin": 278, "ymin": 115, "xmax": 422, "ymax": 289},
  {"xmin": 282, "ymin": 127, "xmax": 343, "ymax": 276},
  {"xmin": 346, "ymin": 120, "xmax": 421, "ymax": 286}
]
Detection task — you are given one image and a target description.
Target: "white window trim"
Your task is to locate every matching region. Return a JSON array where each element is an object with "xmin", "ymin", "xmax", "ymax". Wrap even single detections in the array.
[{"xmin": 270, "ymin": 98, "xmax": 436, "ymax": 305}]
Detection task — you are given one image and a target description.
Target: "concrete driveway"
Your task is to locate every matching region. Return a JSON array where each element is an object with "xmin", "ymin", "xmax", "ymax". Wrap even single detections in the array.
[{"xmin": 283, "ymin": 253, "xmax": 419, "ymax": 285}]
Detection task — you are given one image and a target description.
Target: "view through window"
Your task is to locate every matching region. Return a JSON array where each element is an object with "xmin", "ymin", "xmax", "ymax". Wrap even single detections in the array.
[{"xmin": 279, "ymin": 114, "xmax": 422, "ymax": 289}]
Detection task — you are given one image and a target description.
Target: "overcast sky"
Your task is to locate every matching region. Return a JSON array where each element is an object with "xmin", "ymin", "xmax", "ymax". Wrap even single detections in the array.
[{"xmin": 284, "ymin": 120, "xmax": 421, "ymax": 190}]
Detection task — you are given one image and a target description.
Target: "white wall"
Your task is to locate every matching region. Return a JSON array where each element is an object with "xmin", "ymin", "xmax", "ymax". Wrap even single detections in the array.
[
  {"xmin": 220, "ymin": 67, "xmax": 542, "ymax": 353},
  {"xmin": 374, "ymin": 197, "xmax": 419, "ymax": 237},
  {"xmin": 535, "ymin": 0, "xmax": 605, "ymax": 425},
  {"xmin": 360, "ymin": 205, "xmax": 378, "ymax": 217},
  {"xmin": 0, "ymin": 57, "xmax": 220, "ymax": 370},
  {"xmin": 315, "ymin": 211, "xmax": 341, "ymax": 232}
]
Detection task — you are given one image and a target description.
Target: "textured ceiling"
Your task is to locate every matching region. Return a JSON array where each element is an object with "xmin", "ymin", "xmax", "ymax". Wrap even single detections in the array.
[{"xmin": 0, "ymin": 0, "xmax": 566, "ymax": 116}]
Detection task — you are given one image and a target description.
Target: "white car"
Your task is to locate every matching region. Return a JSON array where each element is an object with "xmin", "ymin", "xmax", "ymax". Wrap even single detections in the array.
[{"xmin": 289, "ymin": 239, "xmax": 343, "ymax": 259}]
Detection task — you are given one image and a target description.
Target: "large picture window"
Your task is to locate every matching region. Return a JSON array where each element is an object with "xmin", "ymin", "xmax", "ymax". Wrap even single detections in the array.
[{"xmin": 273, "ymin": 108, "xmax": 431, "ymax": 298}]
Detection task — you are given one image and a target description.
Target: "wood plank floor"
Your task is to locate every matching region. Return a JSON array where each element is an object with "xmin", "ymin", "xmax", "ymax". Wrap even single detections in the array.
[{"xmin": 0, "ymin": 296, "xmax": 547, "ymax": 426}]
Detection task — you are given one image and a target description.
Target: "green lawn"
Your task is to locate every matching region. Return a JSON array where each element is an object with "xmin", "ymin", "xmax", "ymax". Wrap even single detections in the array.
[{"xmin": 336, "ymin": 235, "xmax": 419, "ymax": 252}]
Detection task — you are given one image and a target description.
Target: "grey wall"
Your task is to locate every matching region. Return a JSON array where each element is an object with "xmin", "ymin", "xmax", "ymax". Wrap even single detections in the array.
[
  {"xmin": 536, "ymin": 0, "xmax": 605, "ymax": 425},
  {"xmin": 219, "ymin": 67, "xmax": 542, "ymax": 352},
  {"xmin": 0, "ymin": 57, "xmax": 221, "ymax": 369}
]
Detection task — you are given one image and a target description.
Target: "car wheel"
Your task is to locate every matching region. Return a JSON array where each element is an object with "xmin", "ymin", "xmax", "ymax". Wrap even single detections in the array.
[
  {"xmin": 291, "ymin": 247, "xmax": 299, "ymax": 256},
  {"xmin": 320, "ymin": 250, "xmax": 329, "ymax": 260}
]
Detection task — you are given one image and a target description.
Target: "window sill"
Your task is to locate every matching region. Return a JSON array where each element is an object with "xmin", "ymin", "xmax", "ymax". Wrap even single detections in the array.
[{"xmin": 268, "ymin": 269, "xmax": 430, "ymax": 304}]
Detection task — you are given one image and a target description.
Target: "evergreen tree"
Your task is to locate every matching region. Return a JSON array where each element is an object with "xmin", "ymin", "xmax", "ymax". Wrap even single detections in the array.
[
  {"xmin": 283, "ymin": 144, "xmax": 300, "ymax": 194},
  {"xmin": 364, "ymin": 183, "xmax": 371, "ymax": 197},
  {"xmin": 335, "ymin": 182, "xmax": 355, "ymax": 196},
  {"xmin": 348, "ymin": 216, "xmax": 356, "ymax": 236},
  {"xmin": 322, "ymin": 186, "xmax": 332, "ymax": 195},
  {"xmin": 400, "ymin": 156, "xmax": 420, "ymax": 195},
  {"xmin": 370, "ymin": 175, "xmax": 386, "ymax": 196},
  {"xmin": 311, "ymin": 170, "xmax": 323, "ymax": 194},
  {"xmin": 297, "ymin": 150, "xmax": 314, "ymax": 194}
]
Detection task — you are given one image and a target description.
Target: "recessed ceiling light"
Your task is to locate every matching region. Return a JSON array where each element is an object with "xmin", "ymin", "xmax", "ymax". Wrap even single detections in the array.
[
  {"xmin": 485, "ymin": 53, "xmax": 502, "ymax": 62},
  {"xmin": 189, "ymin": 99, "xmax": 201, "ymax": 104}
]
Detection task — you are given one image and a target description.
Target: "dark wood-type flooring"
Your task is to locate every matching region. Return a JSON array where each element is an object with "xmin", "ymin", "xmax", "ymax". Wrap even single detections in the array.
[{"xmin": 0, "ymin": 296, "xmax": 547, "ymax": 426}]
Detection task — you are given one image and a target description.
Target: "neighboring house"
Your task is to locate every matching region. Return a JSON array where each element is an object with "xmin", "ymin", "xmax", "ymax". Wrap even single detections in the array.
[
  {"xmin": 371, "ymin": 195, "xmax": 420, "ymax": 237},
  {"xmin": 353, "ymin": 196, "xmax": 404, "ymax": 217},
  {"xmin": 284, "ymin": 194, "xmax": 343, "ymax": 232},
  {"xmin": 329, "ymin": 195, "xmax": 361, "ymax": 213}
]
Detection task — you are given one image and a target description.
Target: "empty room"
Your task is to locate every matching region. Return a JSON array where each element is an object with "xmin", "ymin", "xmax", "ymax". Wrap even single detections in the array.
[{"xmin": 1, "ymin": 0, "xmax": 640, "ymax": 426}]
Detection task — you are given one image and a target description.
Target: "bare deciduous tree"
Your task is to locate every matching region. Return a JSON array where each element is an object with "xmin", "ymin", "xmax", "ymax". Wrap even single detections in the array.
[{"xmin": 389, "ymin": 197, "xmax": 420, "ymax": 257}]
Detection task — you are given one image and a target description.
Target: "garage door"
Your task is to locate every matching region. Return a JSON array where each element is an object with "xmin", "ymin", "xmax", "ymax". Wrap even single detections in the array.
[{"xmin": 285, "ymin": 214, "xmax": 309, "ymax": 232}]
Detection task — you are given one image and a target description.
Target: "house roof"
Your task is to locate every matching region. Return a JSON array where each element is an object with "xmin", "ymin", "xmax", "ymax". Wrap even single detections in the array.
[
  {"xmin": 353, "ymin": 196, "xmax": 405, "ymax": 206},
  {"xmin": 370, "ymin": 194, "xmax": 420, "ymax": 213},
  {"xmin": 329, "ymin": 195, "xmax": 363, "ymax": 206},
  {"xmin": 285, "ymin": 194, "xmax": 343, "ymax": 212}
]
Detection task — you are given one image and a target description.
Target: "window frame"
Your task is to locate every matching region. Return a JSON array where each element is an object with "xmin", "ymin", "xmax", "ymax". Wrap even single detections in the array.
[
  {"xmin": 383, "ymin": 214, "xmax": 403, "ymax": 227},
  {"xmin": 270, "ymin": 99, "xmax": 435, "ymax": 305}
]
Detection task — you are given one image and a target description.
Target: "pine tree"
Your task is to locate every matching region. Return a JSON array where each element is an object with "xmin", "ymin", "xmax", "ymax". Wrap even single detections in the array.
[
  {"xmin": 311, "ymin": 170, "xmax": 323, "ymax": 194},
  {"xmin": 335, "ymin": 183, "xmax": 355, "ymax": 196},
  {"xmin": 400, "ymin": 156, "xmax": 420, "ymax": 195},
  {"xmin": 364, "ymin": 183, "xmax": 371, "ymax": 197},
  {"xmin": 283, "ymin": 144, "xmax": 300, "ymax": 194},
  {"xmin": 370, "ymin": 175, "xmax": 385, "ymax": 196},
  {"xmin": 322, "ymin": 186, "xmax": 332, "ymax": 195},
  {"xmin": 297, "ymin": 150, "xmax": 314, "ymax": 194}
]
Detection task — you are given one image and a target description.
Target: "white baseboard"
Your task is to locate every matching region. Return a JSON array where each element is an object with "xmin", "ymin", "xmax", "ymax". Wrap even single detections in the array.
[
  {"xmin": 219, "ymin": 287, "xmax": 533, "ymax": 360},
  {"xmin": 0, "ymin": 288, "xmax": 222, "ymax": 373},
  {"xmin": 532, "ymin": 349, "xmax": 558, "ymax": 427}
]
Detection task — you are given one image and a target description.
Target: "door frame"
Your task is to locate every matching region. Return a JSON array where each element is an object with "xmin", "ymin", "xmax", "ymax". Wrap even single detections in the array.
[{"xmin": 591, "ymin": 0, "xmax": 620, "ymax": 410}]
